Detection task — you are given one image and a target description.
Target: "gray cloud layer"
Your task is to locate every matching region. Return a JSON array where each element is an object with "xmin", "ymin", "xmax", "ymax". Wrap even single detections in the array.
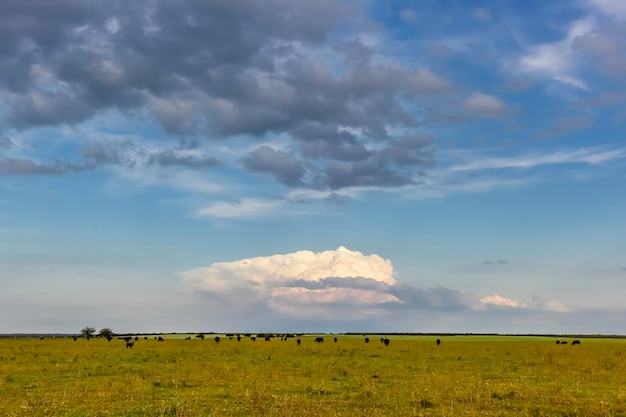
[{"xmin": 0, "ymin": 0, "xmax": 451, "ymax": 191}]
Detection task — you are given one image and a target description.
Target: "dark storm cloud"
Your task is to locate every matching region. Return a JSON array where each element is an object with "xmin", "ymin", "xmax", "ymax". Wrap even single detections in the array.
[
  {"xmin": 0, "ymin": 158, "xmax": 82, "ymax": 175},
  {"xmin": 241, "ymin": 146, "xmax": 305, "ymax": 186},
  {"xmin": 0, "ymin": 0, "xmax": 348, "ymax": 131},
  {"xmin": 0, "ymin": 0, "xmax": 452, "ymax": 187},
  {"xmin": 293, "ymin": 123, "xmax": 371, "ymax": 162},
  {"xmin": 318, "ymin": 159, "xmax": 417, "ymax": 190},
  {"xmin": 308, "ymin": 133, "xmax": 434, "ymax": 190}
]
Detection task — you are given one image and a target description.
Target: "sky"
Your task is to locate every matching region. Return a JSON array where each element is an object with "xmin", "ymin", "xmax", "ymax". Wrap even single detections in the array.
[{"xmin": 1, "ymin": 0, "xmax": 625, "ymax": 335}]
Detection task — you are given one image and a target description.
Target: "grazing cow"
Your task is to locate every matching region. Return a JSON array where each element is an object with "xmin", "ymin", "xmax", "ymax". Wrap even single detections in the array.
[
  {"xmin": 158, "ymin": 336, "xmax": 164, "ymax": 342},
  {"xmin": 126, "ymin": 341, "xmax": 134, "ymax": 349},
  {"xmin": 135, "ymin": 336, "xmax": 139, "ymax": 341},
  {"xmin": 297, "ymin": 338, "xmax": 301, "ymax": 346},
  {"xmin": 73, "ymin": 336, "xmax": 78, "ymax": 341},
  {"xmin": 250, "ymin": 337, "xmax": 256, "ymax": 342},
  {"xmin": 380, "ymin": 338, "xmax": 385, "ymax": 344},
  {"xmin": 39, "ymin": 336, "xmax": 45, "ymax": 340},
  {"xmin": 556, "ymin": 340, "xmax": 561, "ymax": 345},
  {"xmin": 561, "ymin": 341, "xmax": 567, "ymax": 345},
  {"xmin": 384, "ymin": 338, "xmax": 390, "ymax": 346},
  {"xmin": 436, "ymin": 339, "xmax": 441, "ymax": 346},
  {"xmin": 237, "ymin": 335, "xmax": 241, "ymax": 342},
  {"xmin": 364, "ymin": 337, "xmax": 370, "ymax": 343},
  {"xmin": 144, "ymin": 337, "xmax": 148, "ymax": 340},
  {"xmin": 214, "ymin": 336, "xmax": 221, "ymax": 343},
  {"xmin": 265, "ymin": 336, "xmax": 271, "ymax": 342},
  {"xmin": 315, "ymin": 337, "xmax": 324, "ymax": 343},
  {"xmin": 334, "ymin": 337, "xmax": 338, "ymax": 343},
  {"xmin": 119, "ymin": 336, "xmax": 132, "ymax": 342},
  {"xmin": 572, "ymin": 340, "xmax": 581, "ymax": 346}
]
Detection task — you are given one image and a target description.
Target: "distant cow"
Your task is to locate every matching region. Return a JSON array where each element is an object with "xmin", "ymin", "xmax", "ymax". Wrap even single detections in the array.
[
  {"xmin": 572, "ymin": 340, "xmax": 581, "ymax": 346},
  {"xmin": 250, "ymin": 337, "xmax": 256, "ymax": 342},
  {"xmin": 214, "ymin": 336, "xmax": 221, "ymax": 343},
  {"xmin": 237, "ymin": 335, "xmax": 241, "ymax": 342},
  {"xmin": 384, "ymin": 338, "xmax": 390, "ymax": 346},
  {"xmin": 297, "ymin": 338, "xmax": 301, "ymax": 346},
  {"xmin": 364, "ymin": 337, "xmax": 370, "ymax": 343},
  {"xmin": 73, "ymin": 336, "xmax": 78, "ymax": 341},
  {"xmin": 265, "ymin": 336, "xmax": 271, "ymax": 342},
  {"xmin": 561, "ymin": 341, "xmax": 568, "ymax": 345},
  {"xmin": 436, "ymin": 339, "xmax": 441, "ymax": 346},
  {"xmin": 135, "ymin": 336, "xmax": 139, "ymax": 341},
  {"xmin": 315, "ymin": 337, "xmax": 324, "ymax": 343},
  {"xmin": 118, "ymin": 336, "xmax": 132, "ymax": 342},
  {"xmin": 334, "ymin": 337, "xmax": 338, "ymax": 343},
  {"xmin": 126, "ymin": 341, "xmax": 134, "ymax": 349},
  {"xmin": 157, "ymin": 336, "xmax": 164, "ymax": 342},
  {"xmin": 556, "ymin": 340, "xmax": 561, "ymax": 345},
  {"xmin": 39, "ymin": 336, "xmax": 44, "ymax": 340}
]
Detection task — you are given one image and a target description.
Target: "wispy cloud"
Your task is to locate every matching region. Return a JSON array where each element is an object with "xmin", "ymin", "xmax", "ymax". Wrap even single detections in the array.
[
  {"xmin": 194, "ymin": 198, "xmax": 288, "ymax": 219},
  {"xmin": 513, "ymin": 18, "xmax": 594, "ymax": 90},
  {"xmin": 449, "ymin": 148, "xmax": 626, "ymax": 171}
]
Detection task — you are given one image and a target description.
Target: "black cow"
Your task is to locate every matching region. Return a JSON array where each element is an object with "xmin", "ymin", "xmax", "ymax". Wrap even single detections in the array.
[
  {"xmin": 118, "ymin": 336, "xmax": 132, "ymax": 342},
  {"xmin": 556, "ymin": 340, "xmax": 561, "ymax": 345},
  {"xmin": 364, "ymin": 337, "xmax": 370, "ymax": 343},
  {"xmin": 265, "ymin": 336, "xmax": 271, "ymax": 341},
  {"xmin": 384, "ymin": 338, "xmax": 390, "ymax": 346},
  {"xmin": 572, "ymin": 340, "xmax": 581, "ymax": 346},
  {"xmin": 561, "ymin": 341, "xmax": 568, "ymax": 345},
  {"xmin": 135, "ymin": 336, "xmax": 139, "ymax": 341},
  {"xmin": 126, "ymin": 341, "xmax": 134, "ymax": 349},
  {"xmin": 251, "ymin": 337, "xmax": 256, "ymax": 342},
  {"xmin": 315, "ymin": 337, "xmax": 324, "ymax": 343},
  {"xmin": 297, "ymin": 338, "xmax": 301, "ymax": 346},
  {"xmin": 436, "ymin": 339, "xmax": 441, "ymax": 346},
  {"xmin": 334, "ymin": 337, "xmax": 338, "ymax": 343},
  {"xmin": 237, "ymin": 335, "xmax": 241, "ymax": 342},
  {"xmin": 73, "ymin": 336, "xmax": 78, "ymax": 341},
  {"xmin": 158, "ymin": 336, "xmax": 164, "ymax": 342},
  {"xmin": 214, "ymin": 336, "xmax": 221, "ymax": 343}
]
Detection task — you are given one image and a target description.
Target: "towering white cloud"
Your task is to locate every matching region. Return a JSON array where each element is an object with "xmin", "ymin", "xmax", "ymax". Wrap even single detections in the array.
[{"xmin": 183, "ymin": 246, "xmax": 399, "ymax": 317}]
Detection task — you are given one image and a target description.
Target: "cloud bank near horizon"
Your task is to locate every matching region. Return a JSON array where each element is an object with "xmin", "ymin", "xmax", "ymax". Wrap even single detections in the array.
[{"xmin": 183, "ymin": 247, "xmax": 568, "ymax": 320}]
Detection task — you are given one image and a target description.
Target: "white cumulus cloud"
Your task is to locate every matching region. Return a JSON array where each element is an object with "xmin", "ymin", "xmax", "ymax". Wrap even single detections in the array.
[
  {"xmin": 480, "ymin": 294, "xmax": 526, "ymax": 308},
  {"xmin": 182, "ymin": 246, "xmax": 399, "ymax": 317}
]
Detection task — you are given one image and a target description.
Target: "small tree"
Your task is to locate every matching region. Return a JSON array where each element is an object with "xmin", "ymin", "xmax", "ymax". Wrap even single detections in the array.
[
  {"xmin": 99, "ymin": 328, "xmax": 114, "ymax": 339},
  {"xmin": 80, "ymin": 326, "xmax": 96, "ymax": 340}
]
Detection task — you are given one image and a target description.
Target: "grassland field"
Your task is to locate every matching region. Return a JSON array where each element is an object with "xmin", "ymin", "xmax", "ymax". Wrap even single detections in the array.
[{"xmin": 1, "ymin": 334, "xmax": 625, "ymax": 416}]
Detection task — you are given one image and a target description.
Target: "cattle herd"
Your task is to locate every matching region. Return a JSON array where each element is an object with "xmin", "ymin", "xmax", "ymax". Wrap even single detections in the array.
[{"xmin": 59, "ymin": 334, "xmax": 584, "ymax": 349}]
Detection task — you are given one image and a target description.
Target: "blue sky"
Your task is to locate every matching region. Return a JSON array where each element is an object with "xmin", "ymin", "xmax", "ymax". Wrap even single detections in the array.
[{"xmin": 1, "ymin": 0, "xmax": 625, "ymax": 334}]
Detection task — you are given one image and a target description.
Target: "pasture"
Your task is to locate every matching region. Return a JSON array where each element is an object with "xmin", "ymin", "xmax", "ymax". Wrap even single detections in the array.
[{"xmin": 1, "ymin": 335, "xmax": 625, "ymax": 416}]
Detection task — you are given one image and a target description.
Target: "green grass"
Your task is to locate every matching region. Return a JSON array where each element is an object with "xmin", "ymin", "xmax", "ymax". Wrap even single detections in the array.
[{"xmin": 1, "ymin": 335, "xmax": 625, "ymax": 416}]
